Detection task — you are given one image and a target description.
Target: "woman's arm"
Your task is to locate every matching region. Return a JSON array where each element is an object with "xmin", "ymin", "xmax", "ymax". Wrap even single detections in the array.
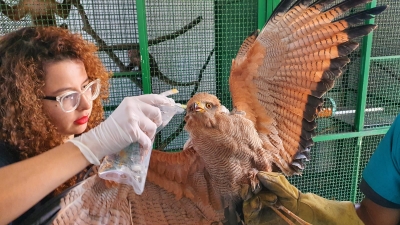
[
  {"xmin": 356, "ymin": 198, "xmax": 400, "ymax": 225},
  {"xmin": 0, "ymin": 142, "xmax": 89, "ymax": 224},
  {"xmin": 0, "ymin": 94, "xmax": 174, "ymax": 224}
]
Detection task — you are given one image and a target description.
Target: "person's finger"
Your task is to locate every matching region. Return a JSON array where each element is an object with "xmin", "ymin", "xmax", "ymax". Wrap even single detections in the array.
[
  {"xmin": 135, "ymin": 129, "xmax": 153, "ymax": 154},
  {"xmin": 136, "ymin": 94, "xmax": 175, "ymax": 105},
  {"xmin": 257, "ymin": 191, "xmax": 278, "ymax": 206},
  {"xmin": 257, "ymin": 172, "xmax": 299, "ymax": 200},
  {"xmin": 138, "ymin": 103, "xmax": 163, "ymax": 127},
  {"xmin": 137, "ymin": 116, "xmax": 158, "ymax": 139}
]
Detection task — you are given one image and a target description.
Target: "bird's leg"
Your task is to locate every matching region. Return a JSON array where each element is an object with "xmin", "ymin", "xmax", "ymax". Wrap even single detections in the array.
[
  {"xmin": 270, "ymin": 202, "xmax": 312, "ymax": 225},
  {"xmin": 246, "ymin": 169, "xmax": 311, "ymax": 224},
  {"xmin": 248, "ymin": 168, "xmax": 261, "ymax": 194}
]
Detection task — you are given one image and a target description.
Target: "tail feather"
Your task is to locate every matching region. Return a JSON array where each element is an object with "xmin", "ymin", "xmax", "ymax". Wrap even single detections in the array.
[
  {"xmin": 309, "ymin": 0, "xmax": 336, "ymax": 8},
  {"xmin": 328, "ymin": 0, "xmax": 373, "ymax": 13},
  {"xmin": 346, "ymin": 24, "xmax": 379, "ymax": 39},
  {"xmin": 338, "ymin": 6, "xmax": 388, "ymax": 25}
]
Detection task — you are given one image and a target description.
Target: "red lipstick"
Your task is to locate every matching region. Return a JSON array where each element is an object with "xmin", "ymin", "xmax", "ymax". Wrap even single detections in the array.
[{"xmin": 74, "ymin": 116, "xmax": 89, "ymax": 125}]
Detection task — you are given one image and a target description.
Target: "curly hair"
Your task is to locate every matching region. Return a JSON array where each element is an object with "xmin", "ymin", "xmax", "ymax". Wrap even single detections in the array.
[{"xmin": 0, "ymin": 26, "xmax": 110, "ymax": 194}]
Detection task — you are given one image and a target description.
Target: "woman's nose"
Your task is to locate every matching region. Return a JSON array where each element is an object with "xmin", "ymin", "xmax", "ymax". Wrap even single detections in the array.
[{"xmin": 76, "ymin": 94, "xmax": 92, "ymax": 111}]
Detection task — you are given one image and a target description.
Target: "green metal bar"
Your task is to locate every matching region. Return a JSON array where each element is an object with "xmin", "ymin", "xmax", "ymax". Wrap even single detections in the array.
[
  {"xmin": 371, "ymin": 55, "xmax": 400, "ymax": 60},
  {"xmin": 112, "ymin": 71, "xmax": 142, "ymax": 77},
  {"xmin": 266, "ymin": 0, "xmax": 274, "ymax": 20},
  {"xmin": 258, "ymin": 0, "xmax": 266, "ymax": 30},
  {"xmin": 313, "ymin": 127, "xmax": 389, "ymax": 142},
  {"xmin": 354, "ymin": 1, "xmax": 376, "ymax": 131},
  {"xmin": 350, "ymin": 137, "xmax": 363, "ymax": 202},
  {"xmin": 351, "ymin": 0, "xmax": 377, "ymax": 202},
  {"xmin": 272, "ymin": 0, "xmax": 280, "ymax": 9},
  {"xmin": 265, "ymin": 0, "xmax": 280, "ymax": 20},
  {"xmin": 136, "ymin": 0, "xmax": 152, "ymax": 94}
]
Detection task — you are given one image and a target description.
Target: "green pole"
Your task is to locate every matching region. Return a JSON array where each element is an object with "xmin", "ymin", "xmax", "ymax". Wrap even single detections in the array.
[
  {"xmin": 355, "ymin": 1, "xmax": 376, "ymax": 131},
  {"xmin": 136, "ymin": 0, "xmax": 152, "ymax": 94},
  {"xmin": 258, "ymin": 0, "xmax": 266, "ymax": 30},
  {"xmin": 272, "ymin": 0, "xmax": 280, "ymax": 12},
  {"xmin": 313, "ymin": 128, "xmax": 389, "ymax": 142},
  {"xmin": 351, "ymin": 0, "xmax": 377, "ymax": 202},
  {"xmin": 265, "ymin": 0, "xmax": 280, "ymax": 21}
]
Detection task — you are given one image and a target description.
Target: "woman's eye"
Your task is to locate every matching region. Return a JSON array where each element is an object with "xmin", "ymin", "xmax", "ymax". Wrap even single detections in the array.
[
  {"xmin": 64, "ymin": 93, "xmax": 76, "ymax": 100},
  {"xmin": 206, "ymin": 103, "xmax": 212, "ymax": 109}
]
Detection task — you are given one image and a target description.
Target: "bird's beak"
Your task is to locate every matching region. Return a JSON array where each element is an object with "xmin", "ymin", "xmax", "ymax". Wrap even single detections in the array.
[{"xmin": 192, "ymin": 102, "xmax": 205, "ymax": 112}]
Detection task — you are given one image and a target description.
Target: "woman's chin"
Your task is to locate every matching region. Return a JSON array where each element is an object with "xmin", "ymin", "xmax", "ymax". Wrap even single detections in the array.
[{"xmin": 64, "ymin": 126, "xmax": 88, "ymax": 137}]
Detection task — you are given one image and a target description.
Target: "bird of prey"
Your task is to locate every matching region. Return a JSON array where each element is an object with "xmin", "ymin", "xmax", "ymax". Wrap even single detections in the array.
[{"xmin": 50, "ymin": 0, "xmax": 387, "ymax": 224}]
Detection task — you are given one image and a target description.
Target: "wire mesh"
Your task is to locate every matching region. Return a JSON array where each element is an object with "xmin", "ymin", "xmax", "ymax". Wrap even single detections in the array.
[
  {"xmin": 372, "ymin": 0, "xmax": 400, "ymax": 57},
  {"xmin": 145, "ymin": 0, "xmax": 219, "ymax": 151},
  {"xmin": 288, "ymin": 138, "xmax": 359, "ymax": 201},
  {"xmin": 355, "ymin": 135, "xmax": 385, "ymax": 203},
  {"xmin": 315, "ymin": 1, "xmax": 373, "ymax": 135},
  {"xmin": 316, "ymin": 46, "xmax": 363, "ymax": 135},
  {"xmin": 0, "ymin": 0, "xmax": 398, "ymax": 205},
  {"xmin": 358, "ymin": 0, "xmax": 400, "ymax": 129},
  {"xmin": 141, "ymin": 0, "xmax": 258, "ymax": 150},
  {"xmin": 365, "ymin": 60, "xmax": 400, "ymax": 128}
]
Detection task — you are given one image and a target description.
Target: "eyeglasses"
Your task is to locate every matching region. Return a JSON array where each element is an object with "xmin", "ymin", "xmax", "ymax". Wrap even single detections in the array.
[{"xmin": 43, "ymin": 79, "xmax": 101, "ymax": 113}]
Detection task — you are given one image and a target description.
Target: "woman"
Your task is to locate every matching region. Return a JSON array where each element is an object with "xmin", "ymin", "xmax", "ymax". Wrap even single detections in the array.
[{"xmin": 0, "ymin": 26, "xmax": 173, "ymax": 224}]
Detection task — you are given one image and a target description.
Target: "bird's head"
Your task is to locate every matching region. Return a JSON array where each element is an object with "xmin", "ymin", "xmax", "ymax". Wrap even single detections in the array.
[{"xmin": 184, "ymin": 93, "xmax": 224, "ymax": 128}]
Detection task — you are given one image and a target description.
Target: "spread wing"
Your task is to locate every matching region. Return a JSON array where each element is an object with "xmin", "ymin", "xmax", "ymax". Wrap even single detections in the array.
[
  {"xmin": 229, "ymin": 0, "xmax": 387, "ymax": 174},
  {"xmin": 52, "ymin": 146, "xmax": 225, "ymax": 225}
]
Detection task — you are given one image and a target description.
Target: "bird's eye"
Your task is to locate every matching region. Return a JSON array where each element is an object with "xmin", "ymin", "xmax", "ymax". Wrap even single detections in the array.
[{"xmin": 206, "ymin": 103, "xmax": 212, "ymax": 109}]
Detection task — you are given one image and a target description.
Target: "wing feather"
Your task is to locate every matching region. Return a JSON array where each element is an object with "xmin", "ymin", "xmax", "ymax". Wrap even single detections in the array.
[
  {"xmin": 230, "ymin": 0, "xmax": 387, "ymax": 174},
  {"xmin": 54, "ymin": 147, "xmax": 224, "ymax": 224}
]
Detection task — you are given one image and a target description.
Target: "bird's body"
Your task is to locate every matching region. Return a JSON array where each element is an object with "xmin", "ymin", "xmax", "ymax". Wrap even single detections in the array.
[
  {"xmin": 50, "ymin": 0, "xmax": 387, "ymax": 224},
  {"xmin": 184, "ymin": 93, "xmax": 270, "ymax": 198}
]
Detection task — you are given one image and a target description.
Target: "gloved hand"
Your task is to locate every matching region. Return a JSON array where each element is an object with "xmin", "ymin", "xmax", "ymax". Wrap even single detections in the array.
[
  {"xmin": 243, "ymin": 171, "xmax": 364, "ymax": 225},
  {"xmin": 69, "ymin": 94, "xmax": 175, "ymax": 165}
]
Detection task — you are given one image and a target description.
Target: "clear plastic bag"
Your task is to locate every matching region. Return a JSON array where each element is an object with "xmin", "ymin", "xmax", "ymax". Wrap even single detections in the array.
[{"xmin": 98, "ymin": 90, "xmax": 185, "ymax": 195}]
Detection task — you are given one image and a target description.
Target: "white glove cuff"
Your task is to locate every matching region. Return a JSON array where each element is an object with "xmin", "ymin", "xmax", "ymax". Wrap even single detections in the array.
[{"xmin": 68, "ymin": 139, "xmax": 101, "ymax": 165}]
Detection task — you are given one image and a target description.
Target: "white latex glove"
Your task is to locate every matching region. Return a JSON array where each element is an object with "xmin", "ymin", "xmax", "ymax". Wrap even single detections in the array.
[{"xmin": 68, "ymin": 94, "xmax": 175, "ymax": 165}]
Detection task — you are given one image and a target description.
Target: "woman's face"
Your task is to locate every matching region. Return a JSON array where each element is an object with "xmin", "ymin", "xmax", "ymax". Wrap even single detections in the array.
[{"xmin": 42, "ymin": 59, "xmax": 93, "ymax": 137}]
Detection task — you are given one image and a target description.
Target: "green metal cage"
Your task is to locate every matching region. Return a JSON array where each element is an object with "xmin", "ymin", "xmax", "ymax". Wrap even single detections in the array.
[{"xmin": 1, "ymin": 0, "xmax": 399, "ymax": 203}]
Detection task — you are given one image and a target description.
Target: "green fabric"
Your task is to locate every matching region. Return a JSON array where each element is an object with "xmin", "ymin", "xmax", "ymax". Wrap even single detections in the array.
[{"xmin": 243, "ymin": 172, "xmax": 364, "ymax": 225}]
